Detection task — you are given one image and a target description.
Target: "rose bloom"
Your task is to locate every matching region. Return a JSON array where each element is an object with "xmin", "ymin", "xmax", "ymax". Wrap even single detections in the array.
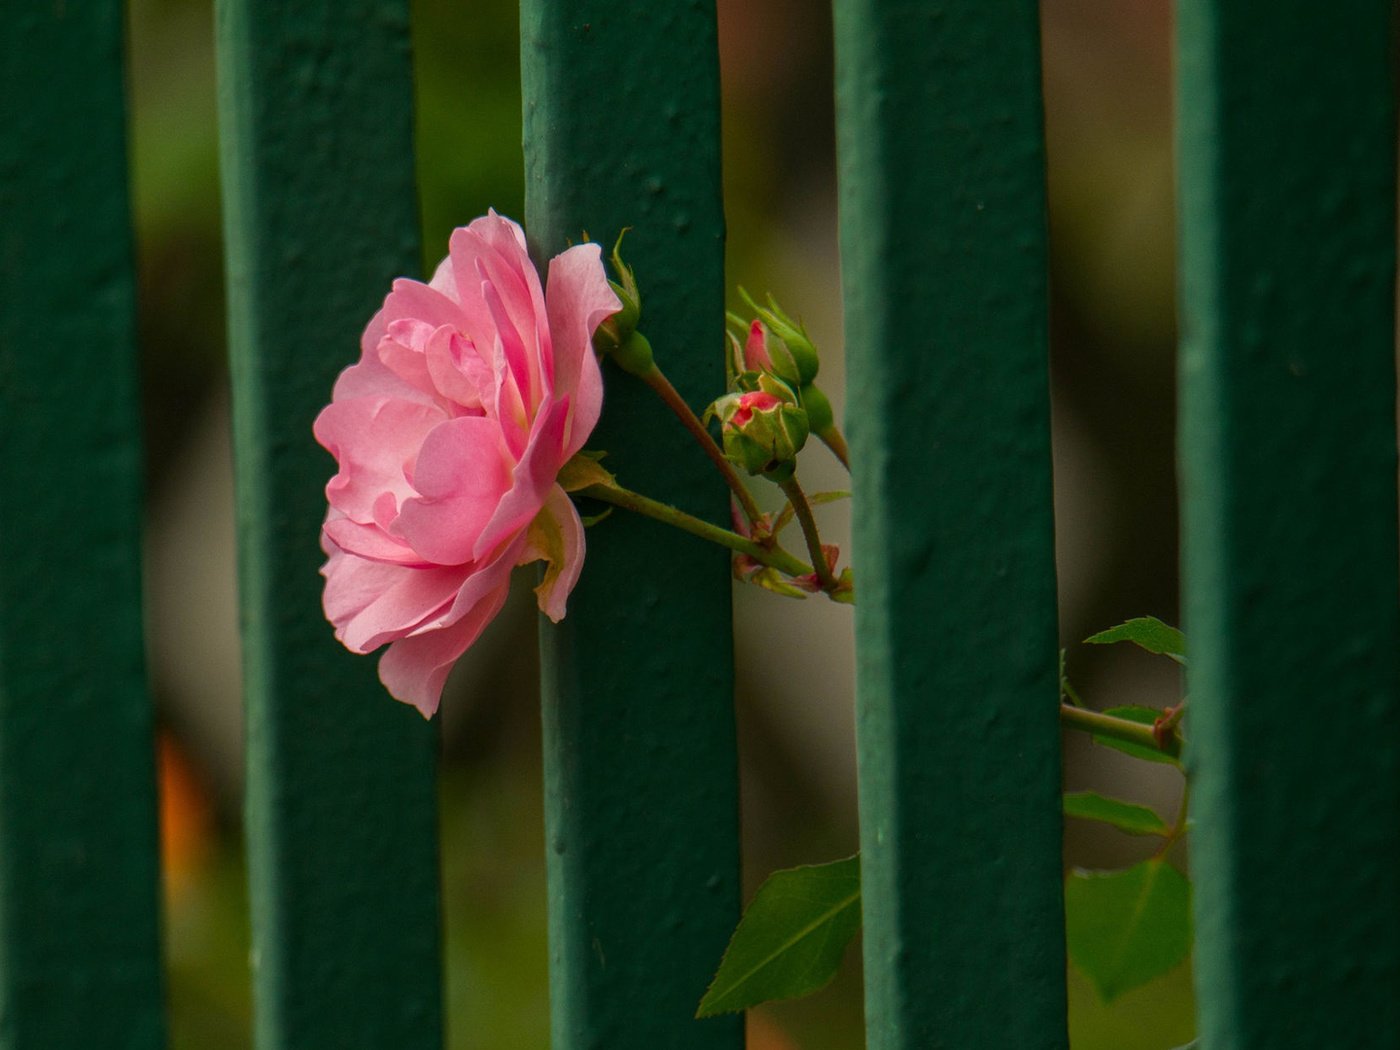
[{"xmin": 314, "ymin": 212, "xmax": 620, "ymax": 716}]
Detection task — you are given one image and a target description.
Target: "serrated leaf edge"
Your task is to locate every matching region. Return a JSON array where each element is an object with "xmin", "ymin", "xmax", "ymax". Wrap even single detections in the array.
[
  {"xmin": 1084, "ymin": 615, "xmax": 1187, "ymax": 664},
  {"xmin": 697, "ymin": 864, "xmax": 860, "ymax": 1017}
]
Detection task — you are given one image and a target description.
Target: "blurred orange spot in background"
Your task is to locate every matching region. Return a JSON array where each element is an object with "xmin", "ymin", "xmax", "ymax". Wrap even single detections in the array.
[
  {"xmin": 158, "ymin": 731, "xmax": 213, "ymax": 901},
  {"xmin": 748, "ymin": 1009, "xmax": 800, "ymax": 1050}
]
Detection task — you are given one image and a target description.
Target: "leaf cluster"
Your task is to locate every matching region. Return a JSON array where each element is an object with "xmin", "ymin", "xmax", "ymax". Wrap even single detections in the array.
[{"xmin": 700, "ymin": 617, "xmax": 1196, "ymax": 1020}]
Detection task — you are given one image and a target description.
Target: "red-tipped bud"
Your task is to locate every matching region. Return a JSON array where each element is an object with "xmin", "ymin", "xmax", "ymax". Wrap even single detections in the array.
[
  {"xmin": 712, "ymin": 389, "xmax": 810, "ymax": 481},
  {"xmin": 735, "ymin": 289, "xmax": 821, "ymax": 386},
  {"xmin": 744, "ymin": 319, "xmax": 774, "ymax": 373}
]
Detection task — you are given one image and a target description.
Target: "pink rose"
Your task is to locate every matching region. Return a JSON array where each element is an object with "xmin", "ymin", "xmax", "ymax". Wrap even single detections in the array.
[{"xmin": 313, "ymin": 212, "xmax": 620, "ymax": 716}]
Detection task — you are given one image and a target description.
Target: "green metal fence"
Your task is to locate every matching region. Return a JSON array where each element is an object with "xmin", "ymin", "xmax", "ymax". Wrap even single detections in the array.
[{"xmin": 1, "ymin": 1, "xmax": 1397, "ymax": 1048}]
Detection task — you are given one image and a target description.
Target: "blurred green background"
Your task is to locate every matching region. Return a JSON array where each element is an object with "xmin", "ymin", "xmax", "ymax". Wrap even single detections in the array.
[{"xmin": 127, "ymin": 0, "xmax": 1189, "ymax": 1045}]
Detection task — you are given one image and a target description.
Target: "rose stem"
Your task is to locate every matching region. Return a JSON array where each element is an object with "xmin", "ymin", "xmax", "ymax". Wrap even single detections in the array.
[
  {"xmin": 777, "ymin": 474, "xmax": 839, "ymax": 592},
  {"xmin": 637, "ymin": 364, "xmax": 765, "ymax": 528},
  {"xmin": 1057, "ymin": 703, "xmax": 1183, "ymax": 760},
  {"xmin": 579, "ymin": 482, "xmax": 811, "ymax": 577},
  {"xmin": 1154, "ymin": 783, "xmax": 1191, "ymax": 858}
]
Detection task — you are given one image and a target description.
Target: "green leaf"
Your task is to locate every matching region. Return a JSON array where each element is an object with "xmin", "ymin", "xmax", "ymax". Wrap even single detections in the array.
[
  {"xmin": 697, "ymin": 855, "xmax": 861, "ymax": 1017},
  {"xmin": 1065, "ymin": 859, "xmax": 1193, "ymax": 1002},
  {"xmin": 746, "ymin": 566, "xmax": 811, "ymax": 600},
  {"xmin": 1063, "ymin": 791, "xmax": 1170, "ymax": 837},
  {"xmin": 1093, "ymin": 706, "xmax": 1180, "ymax": 766},
  {"xmin": 1084, "ymin": 616, "xmax": 1186, "ymax": 663}
]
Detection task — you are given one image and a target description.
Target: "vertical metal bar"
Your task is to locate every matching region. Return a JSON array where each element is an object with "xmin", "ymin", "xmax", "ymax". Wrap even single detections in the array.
[
  {"xmin": 519, "ymin": 3, "xmax": 742, "ymax": 1047},
  {"xmin": 1176, "ymin": 4, "xmax": 1400, "ymax": 1046},
  {"xmin": 0, "ymin": 2, "xmax": 166, "ymax": 1046},
  {"xmin": 833, "ymin": 2, "xmax": 1067, "ymax": 1046},
  {"xmin": 214, "ymin": 3, "xmax": 443, "ymax": 1047}
]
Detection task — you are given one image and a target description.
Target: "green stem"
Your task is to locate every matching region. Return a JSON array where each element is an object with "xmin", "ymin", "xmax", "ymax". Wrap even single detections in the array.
[
  {"xmin": 1153, "ymin": 700, "xmax": 1187, "ymax": 748},
  {"xmin": 777, "ymin": 474, "xmax": 838, "ymax": 591},
  {"xmin": 1155, "ymin": 783, "xmax": 1191, "ymax": 858},
  {"xmin": 639, "ymin": 365, "xmax": 765, "ymax": 528},
  {"xmin": 1058, "ymin": 703, "xmax": 1183, "ymax": 760},
  {"xmin": 1061, "ymin": 677, "xmax": 1088, "ymax": 708},
  {"xmin": 580, "ymin": 483, "xmax": 812, "ymax": 577}
]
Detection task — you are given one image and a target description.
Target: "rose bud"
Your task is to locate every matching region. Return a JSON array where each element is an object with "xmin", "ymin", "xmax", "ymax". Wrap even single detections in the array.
[
  {"xmin": 740, "ymin": 290, "xmax": 821, "ymax": 387},
  {"xmin": 712, "ymin": 389, "xmax": 810, "ymax": 482}
]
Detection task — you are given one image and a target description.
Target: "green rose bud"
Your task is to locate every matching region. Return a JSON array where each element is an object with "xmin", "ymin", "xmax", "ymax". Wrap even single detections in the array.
[
  {"xmin": 592, "ymin": 230, "xmax": 643, "ymax": 356},
  {"xmin": 740, "ymin": 289, "xmax": 821, "ymax": 387},
  {"xmin": 798, "ymin": 381, "xmax": 834, "ymax": 436},
  {"xmin": 609, "ymin": 330, "xmax": 654, "ymax": 377},
  {"xmin": 713, "ymin": 390, "xmax": 810, "ymax": 482}
]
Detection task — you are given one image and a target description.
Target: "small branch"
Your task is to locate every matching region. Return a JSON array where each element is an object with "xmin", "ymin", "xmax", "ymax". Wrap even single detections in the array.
[
  {"xmin": 579, "ymin": 483, "xmax": 812, "ymax": 578},
  {"xmin": 1061, "ymin": 677, "xmax": 1087, "ymax": 708},
  {"xmin": 777, "ymin": 475, "xmax": 839, "ymax": 592},
  {"xmin": 1153, "ymin": 701, "xmax": 1187, "ymax": 748},
  {"xmin": 638, "ymin": 365, "xmax": 765, "ymax": 528},
  {"xmin": 1154, "ymin": 783, "xmax": 1191, "ymax": 859},
  {"xmin": 1059, "ymin": 703, "xmax": 1182, "ymax": 761}
]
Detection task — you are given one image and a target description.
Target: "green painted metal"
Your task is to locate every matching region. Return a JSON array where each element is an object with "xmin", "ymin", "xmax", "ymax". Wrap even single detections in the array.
[
  {"xmin": 1176, "ymin": 4, "xmax": 1400, "ymax": 1046},
  {"xmin": 833, "ymin": 2, "xmax": 1067, "ymax": 1046},
  {"xmin": 520, "ymin": 3, "xmax": 742, "ymax": 1046},
  {"xmin": 214, "ymin": 3, "xmax": 443, "ymax": 1046},
  {"xmin": 0, "ymin": 2, "xmax": 166, "ymax": 1047}
]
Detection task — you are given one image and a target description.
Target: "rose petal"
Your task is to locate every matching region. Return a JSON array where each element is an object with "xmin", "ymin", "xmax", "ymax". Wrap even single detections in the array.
[
  {"xmin": 428, "ymin": 252, "xmax": 457, "ymax": 298},
  {"xmin": 422, "ymin": 324, "xmax": 489, "ymax": 412},
  {"xmin": 393, "ymin": 415, "xmax": 514, "ymax": 566},
  {"xmin": 314, "ymin": 396, "xmax": 446, "ymax": 523},
  {"xmin": 445, "ymin": 218, "xmax": 537, "ymax": 359},
  {"xmin": 323, "ymin": 517, "xmax": 422, "ymax": 566},
  {"xmin": 382, "ymin": 277, "xmax": 468, "ymax": 334},
  {"xmin": 471, "ymin": 213, "xmax": 548, "ymax": 357},
  {"xmin": 375, "ymin": 318, "xmax": 436, "ymax": 396},
  {"xmin": 321, "ymin": 542, "xmax": 411, "ymax": 632},
  {"xmin": 745, "ymin": 319, "xmax": 774, "ymax": 372},
  {"xmin": 479, "ymin": 265, "xmax": 537, "ymax": 413},
  {"xmin": 426, "ymin": 529, "xmax": 529, "ymax": 632},
  {"xmin": 471, "ymin": 397, "xmax": 570, "ymax": 561},
  {"xmin": 377, "ymin": 582, "xmax": 511, "ymax": 717},
  {"xmin": 336, "ymin": 563, "xmax": 472, "ymax": 653},
  {"xmin": 331, "ymin": 357, "xmax": 425, "ymax": 405},
  {"xmin": 545, "ymin": 242, "xmax": 619, "ymax": 455}
]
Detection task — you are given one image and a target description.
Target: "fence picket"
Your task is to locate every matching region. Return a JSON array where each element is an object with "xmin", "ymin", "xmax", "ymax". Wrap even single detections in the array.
[
  {"xmin": 1176, "ymin": 4, "xmax": 1400, "ymax": 1046},
  {"xmin": 519, "ymin": 3, "xmax": 743, "ymax": 1047},
  {"xmin": 833, "ymin": 1, "xmax": 1069, "ymax": 1045},
  {"xmin": 214, "ymin": 3, "xmax": 443, "ymax": 1046},
  {"xmin": 7, "ymin": 2, "xmax": 1397, "ymax": 1044},
  {"xmin": 0, "ymin": 2, "xmax": 166, "ymax": 1046}
]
